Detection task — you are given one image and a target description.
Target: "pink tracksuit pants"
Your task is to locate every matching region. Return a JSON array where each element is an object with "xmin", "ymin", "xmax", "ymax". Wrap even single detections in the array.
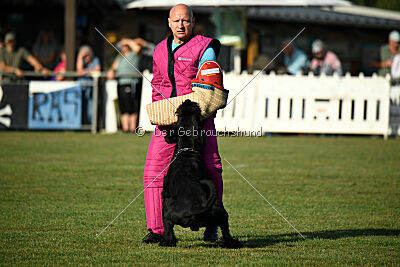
[{"xmin": 142, "ymin": 116, "xmax": 223, "ymax": 235}]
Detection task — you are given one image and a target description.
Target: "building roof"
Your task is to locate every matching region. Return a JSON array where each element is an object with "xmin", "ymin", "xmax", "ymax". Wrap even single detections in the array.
[
  {"xmin": 125, "ymin": 0, "xmax": 351, "ymax": 9},
  {"xmin": 124, "ymin": 0, "xmax": 400, "ymax": 29}
]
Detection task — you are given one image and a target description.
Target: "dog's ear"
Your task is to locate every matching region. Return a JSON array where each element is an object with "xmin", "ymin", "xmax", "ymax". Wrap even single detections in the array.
[
  {"xmin": 164, "ymin": 127, "xmax": 178, "ymax": 144},
  {"xmin": 176, "ymin": 105, "xmax": 184, "ymax": 118}
]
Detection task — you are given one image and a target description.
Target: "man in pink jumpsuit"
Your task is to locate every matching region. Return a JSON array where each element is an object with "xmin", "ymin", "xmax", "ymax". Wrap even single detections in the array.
[{"xmin": 142, "ymin": 4, "xmax": 223, "ymax": 243}]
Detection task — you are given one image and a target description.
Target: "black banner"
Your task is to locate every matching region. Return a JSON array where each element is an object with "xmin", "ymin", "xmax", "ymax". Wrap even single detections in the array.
[{"xmin": 0, "ymin": 83, "xmax": 29, "ymax": 130}]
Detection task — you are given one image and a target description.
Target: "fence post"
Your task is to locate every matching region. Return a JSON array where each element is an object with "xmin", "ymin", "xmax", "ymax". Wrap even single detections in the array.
[{"xmin": 91, "ymin": 72, "xmax": 100, "ymax": 134}]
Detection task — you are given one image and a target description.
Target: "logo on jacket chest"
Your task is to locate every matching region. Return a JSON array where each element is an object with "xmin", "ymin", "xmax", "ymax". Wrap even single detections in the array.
[{"xmin": 178, "ymin": 57, "xmax": 193, "ymax": 61}]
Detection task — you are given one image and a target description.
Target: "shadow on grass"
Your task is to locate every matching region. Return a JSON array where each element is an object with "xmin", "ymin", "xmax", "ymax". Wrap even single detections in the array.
[{"xmin": 240, "ymin": 228, "xmax": 400, "ymax": 248}]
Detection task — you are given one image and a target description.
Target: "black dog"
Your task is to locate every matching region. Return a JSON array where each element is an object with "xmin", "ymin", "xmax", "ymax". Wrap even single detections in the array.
[{"xmin": 160, "ymin": 100, "xmax": 242, "ymax": 249}]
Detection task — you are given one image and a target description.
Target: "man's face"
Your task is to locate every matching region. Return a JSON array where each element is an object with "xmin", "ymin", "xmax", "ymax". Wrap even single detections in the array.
[
  {"xmin": 5, "ymin": 40, "xmax": 15, "ymax": 49},
  {"xmin": 314, "ymin": 50, "xmax": 324, "ymax": 59},
  {"xmin": 389, "ymin": 38, "xmax": 399, "ymax": 55},
  {"xmin": 82, "ymin": 49, "xmax": 92, "ymax": 63},
  {"xmin": 42, "ymin": 33, "xmax": 50, "ymax": 44},
  {"xmin": 60, "ymin": 52, "xmax": 67, "ymax": 62},
  {"xmin": 168, "ymin": 5, "xmax": 194, "ymax": 43}
]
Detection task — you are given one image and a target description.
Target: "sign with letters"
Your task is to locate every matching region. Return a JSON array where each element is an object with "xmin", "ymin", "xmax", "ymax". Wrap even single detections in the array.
[{"xmin": 28, "ymin": 81, "xmax": 82, "ymax": 129}]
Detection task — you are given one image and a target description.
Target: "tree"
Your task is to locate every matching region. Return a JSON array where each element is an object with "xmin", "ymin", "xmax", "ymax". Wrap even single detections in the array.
[{"xmin": 349, "ymin": 0, "xmax": 400, "ymax": 12}]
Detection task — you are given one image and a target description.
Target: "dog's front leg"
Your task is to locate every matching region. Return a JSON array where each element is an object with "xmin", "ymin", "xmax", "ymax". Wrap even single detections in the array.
[
  {"xmin": 159, "ymin": 215, "xmax": 177, "ymax": 247},
  {"xmin": 217, "ymin": 206, "xmax": 243, "ymax": 249}
]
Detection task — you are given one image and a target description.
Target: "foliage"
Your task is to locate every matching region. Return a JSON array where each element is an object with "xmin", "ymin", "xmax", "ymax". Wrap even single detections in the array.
[{"xmin": 349, "ymin": 0, "xmax": 400, "ymax": 12}]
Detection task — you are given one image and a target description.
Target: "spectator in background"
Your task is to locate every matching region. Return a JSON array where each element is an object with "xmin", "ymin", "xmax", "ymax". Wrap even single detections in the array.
[
  {"xmin": 76, "ymin": 45, "xmax": 101, "ymax": 124},
  {"xmin": 0, "ymin": 32, "xmax": 49, "ymax": 79},
  {"xmin": 33, "ymin": 30, "xmax": 58, "ymax": 69},
  {"xmin": 278, "ymin": 40, "xmax": 307, "ymax": 75},
  {"xmin": 371, "ymin": 30, "xmax": 400, "ymax": 77},
  {"xmin": 76, "ymin": 45, "xmax": 100, "ymax": 76},
  {"xmin": 309, "ymin": 39, "xmax": 342, "ymax": 76},
  {"xmin": 53, "ymin": 47, "xmax": 66, "ymax": 81},
  {"xmin": 107, "ymin": 37, "xmax": 147, "ymax": 133}
]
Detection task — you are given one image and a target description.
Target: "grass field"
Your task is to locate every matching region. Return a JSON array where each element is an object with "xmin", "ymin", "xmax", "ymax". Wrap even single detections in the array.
[{"xmin": 0, "ymin": 131, "xmax": 399, "ymax": 265}]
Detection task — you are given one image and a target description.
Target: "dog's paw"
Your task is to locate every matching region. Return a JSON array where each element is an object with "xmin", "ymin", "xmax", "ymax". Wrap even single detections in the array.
[
  {"xmin": 222, "ymin": 238, "xmax": 243, "ymax": 249},
  {"xmin": 159, "ymin": 239, "xmax": 177, "ymax": 247}
]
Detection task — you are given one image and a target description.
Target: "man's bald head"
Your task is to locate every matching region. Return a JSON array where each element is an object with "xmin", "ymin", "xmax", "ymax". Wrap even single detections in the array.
[
  {"xmin": 169, "ymin": 4, "xmax": 193, "ymax": 21},
  {"xmin": 168, "ymin": 4, "xmax": 195, "ymax": 44}
]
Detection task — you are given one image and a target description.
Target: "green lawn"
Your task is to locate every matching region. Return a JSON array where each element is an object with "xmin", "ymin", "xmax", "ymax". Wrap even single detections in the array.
[{"xmin": 0, "ymin": 132, "xmax": 399, "ymax": 265}]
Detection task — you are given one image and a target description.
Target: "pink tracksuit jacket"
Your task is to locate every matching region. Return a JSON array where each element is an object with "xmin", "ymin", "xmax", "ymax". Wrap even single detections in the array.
[{"xmin": 143, "ymin": 35, "xmax": 223, "ymax": 235}]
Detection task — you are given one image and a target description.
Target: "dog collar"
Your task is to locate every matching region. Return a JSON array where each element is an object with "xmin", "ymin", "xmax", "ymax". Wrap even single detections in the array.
[{"xmin": 177, "ymin": 147, "xmax": 198, "ymax": 154}]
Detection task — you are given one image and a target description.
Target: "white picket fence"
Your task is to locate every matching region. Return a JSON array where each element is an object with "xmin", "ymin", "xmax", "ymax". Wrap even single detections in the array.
[
  {"xmin": 216, "ymin": 72, "xmax": 391, "ymax": 137},
  {"xmin": 105, "ymin": 71, "xmax": 398, "ymax": 137}
]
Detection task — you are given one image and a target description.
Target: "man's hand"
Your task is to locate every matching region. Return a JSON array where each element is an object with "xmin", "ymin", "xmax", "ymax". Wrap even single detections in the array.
[
  {"xmin": 77, "ymin": 69, "xmax": 87, "ymax": 77},
  {"xmin": 77, "ymin": 49, "xmax": 89, "ymax": 59},
  {"xmin": 133, "ymin": 37, "xmax": 147, "ymax": 47},
  {"xmin": 382, "ymin": 59, "xmax": 393, "ymax": 68},
  {"xmin": 55, "ymin": 73, "xmax": 65, "ymax": 81},
  {"xmin": 120, "ymin": 38, "xmax": 143, "ymax": 55},
  {"xmin": 41, "ymin": 68, "xmax": 50, "ymax": 76},
  {"xmin": 371, "ymin": 59, "xmax": 393, "ymax": 68},
  {"xmin": 15, "ymin": 68, "xmax": 24, "ymax": 78},
  {"xmin": 107, "ymin": 69, "xmax": 115, "ymax": 80}
]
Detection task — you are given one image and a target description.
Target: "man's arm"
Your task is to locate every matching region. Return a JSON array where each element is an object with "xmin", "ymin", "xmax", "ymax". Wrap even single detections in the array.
[
  {"xmin": 26, "ymin": 55, "xmax": 43, "ymax": 71},
  {"xmin": 0, "ymin": 61, "xmax": 24, "ymax": 78},
  {"xmin": 0, "ymin": 51, "xmax": 23, "ymax": 77},
  {"xmin": 198, "ymin": 46, "xmax": 216, "ymax": 67},
  {"xmin": 0, "ymin": 61, "xmax": 16, "ymax": 73},
  {"xmin": 26, "ymin": 55, "xmax": 49, "ymax": 75},
  {"xmin": 151, "ymin": 54, "xmax": 168, "ymax": 102},
  {"xmin": 371, "ymin": 45, "xmax": 393, "ymax": 69},
  {"xmin": 120, "ymin": 38, "xmax": 144, "ymax": 55},
  {"xmin": 371, "ymin": 59, "xmax": 392, "ymax": 68},
  {"xmin": 76, "ymin": 49, "xmax": 87, "ymax": 76}
]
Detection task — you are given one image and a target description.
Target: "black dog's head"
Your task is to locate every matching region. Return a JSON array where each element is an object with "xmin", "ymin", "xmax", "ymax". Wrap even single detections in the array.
[
  {"xmin": 175, "ymin": 99, "xmax": 202, "ymax": 119},
  {"xmin": 164, "ymin": 100, "xmax": 207, "ymax": 149}
]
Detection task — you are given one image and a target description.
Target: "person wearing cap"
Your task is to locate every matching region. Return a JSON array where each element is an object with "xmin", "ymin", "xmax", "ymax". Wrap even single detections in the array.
[
  {"xmin": 309, "ymin": 39, "xmax": 342, "ymax": 76},
  {"xmin": 0, "ymin": 32, "xmax": 49, "ymax": 79},
  {"xmin": 141, "ymin": 4, "xmax": 222, "ymax": 244},
  {"xmin": 371, "ymin": 30, "xmax": 400, "ymax": 77},
  {"xmin": 278, "ymin": 40, "xmax": 308, "ymax": 75}
]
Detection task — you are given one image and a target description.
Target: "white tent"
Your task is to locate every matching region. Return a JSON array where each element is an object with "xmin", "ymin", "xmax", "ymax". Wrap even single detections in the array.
[{"xmin": 329, "ymin": 5, "xmax": 400, "ymax": 21}]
